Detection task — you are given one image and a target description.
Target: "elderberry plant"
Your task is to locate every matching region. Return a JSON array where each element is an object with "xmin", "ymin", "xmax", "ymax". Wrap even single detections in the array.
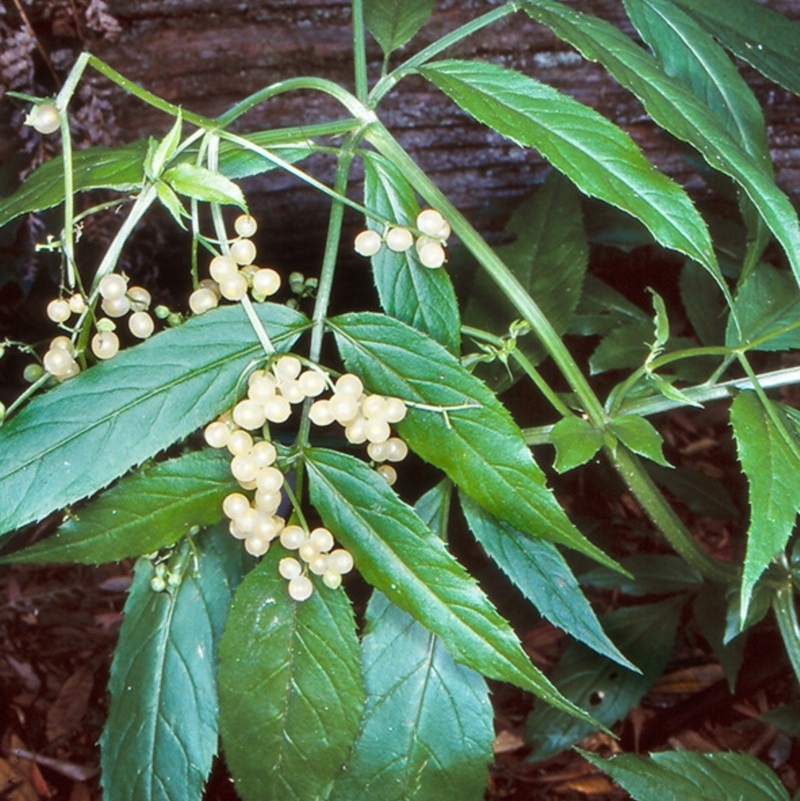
[{"xmin": 1, "ymin": 1, "xmax": 800, "ymax": 799}]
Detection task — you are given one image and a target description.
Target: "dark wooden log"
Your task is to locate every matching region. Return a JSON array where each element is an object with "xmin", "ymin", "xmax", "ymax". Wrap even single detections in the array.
[{"xmin": 4, "ymin": 0, "xmax": 800, "ymax": 258}]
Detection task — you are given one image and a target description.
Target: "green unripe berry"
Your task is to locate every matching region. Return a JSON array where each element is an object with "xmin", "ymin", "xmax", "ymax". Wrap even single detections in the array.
[
  {"xmin": 150, "ymin": 576, "xmax": 167, "ymax": 593},
  {"xmin": 23, "ymin": 363, "xmax": 44, "ymax": 383}
]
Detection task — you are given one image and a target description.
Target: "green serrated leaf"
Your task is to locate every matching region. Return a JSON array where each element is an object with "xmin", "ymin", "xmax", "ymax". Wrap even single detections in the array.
[
  {"xmin": 608, "ymin": 415, "xmax": 671, "ymax": 467},
  {"xmin": 420, "ymin": 58, "xmax": 719, "ymax": 281},
  {"xmin": 648, "ymin": 289, "xmax": 669, "ymax": 356},
  {"xmin": 329, "ymin": 312, "xmax": 619, "ymax": 570},
  {"xmin": 0, "ymin": 134, "xmax": 314, "ymax": 229},
  {"xmin": 156, "ymin": 180, "xmax": 187, "ymax": 228},
  {"xmin": 163, "ymin": 162, "xmax": 245, "ymax": 208},
  {"xmin": 460, "ymin": 494, "xmax": 634, "ymax": 669},
  {"xmin": 590, "ymin": 320, "xmax": 652, "ymax": 374},
  {"xmin": 730, "ymin": 391, "xmax": 800, "ymax": 617},
  {"xmin": 101, "ymin": 530, "xmax": 244, "ymax": 801},
  {"xmin": 0, "ymin": 141, "xmax": 148, "ymax": 228},
  {"xmin": 0, "ymin": 449, "xmax": 234, "ymax": 565},
  {"xmin": 147, "ymin": 112, "xmax": 183, "ymax": 180},
  {"xmin": 364, "ymin": 0, "xmax": 436, "ymax": 56},
  {"xmin": 670, "ymin": 0, "xmax": 800, "ymax": 97},
  {"xmin": 331, "ymin": 482, "xmax": 492, "ymax": 801},
  {"xmin": 549, "ymin": 415, "xmax": 603, "ymax": 473},
  {"xmin": 726, "ymin": 265, "xmax": 800, "ymax": 351},
  {"xmin": 581, "ymin": 749, "xmax": 791, "ymax": 801},
  {"xmin": 525, "ymin": 597, "xmax": 683, "ymax": 762},
  {"xmin": 464, "ymin": 171, "xmax": 587, "ymax": 368},
  {"xmin": 361, "ymin": 152, "xmax": 460, "ymax": 353},
  {"xmin": 0, "ymin": 303, "xmax": 307, "ymax": 536},
  {"xmin": 522, "ymin": 0, "xmax": 800, "ymax": 287},
  {"xmin": 569, "ymin": 274, "xmax": 649, "ymax": 338},
  {"xmin": 332, "ymin": 591, "xmax": 492, "ymax": 801},
  {"xmin": 305, "ymin": 446, "xmax": 597, "ymax": 725},
  {"xmin": 218, "ymin": 550, "xmax": 363, "ymax": 801},
  {"xmin": 625, "ymin": 0, "xmax": 773, "ymax": 270},
  {"xmin": 680, "ymin": 260, "xmax": 727, "ymax": 346}
]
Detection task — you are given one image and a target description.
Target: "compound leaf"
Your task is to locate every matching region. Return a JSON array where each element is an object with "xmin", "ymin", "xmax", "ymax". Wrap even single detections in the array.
[
  {"xmin": 0, "ymin": 449, "xmax": 234, "ymax": 565},
  {"xmin": 420, "ymin": 58, "xmax": 719, "ymax": 285},
  {"xmin": 0, "ymin": 303, "xmax": 307, "ymax": 536},
  {"xmin": 669, "ymin": 0, "xmax": 800, "ymax": 97},
  {"xmin": 582, "ymin": 750, "xmax": 791, "ymax": 801},
  {"xmin": 329, "ymin": 312, "xmax": 618, "ymax": 570},
  {"xmin": 522, "ymin": 0, "xmax": 800, "ymax": 286},
  {"xmin": 306, "ymin": 446, "xmax": 597, "ymax": 725},
  {"xmin": 101, "ymin": 530, "xmax": 243, "ymax": 801},
  {"xmin": 218, "ymin": 549, "xmax": 363, "ymax": 801},
  {"xmin": 331, "ymin": 483, "xmax": 493, "ymax": 801}
]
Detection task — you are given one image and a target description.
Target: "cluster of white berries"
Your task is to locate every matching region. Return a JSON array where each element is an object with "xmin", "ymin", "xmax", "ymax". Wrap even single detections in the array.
[
  {"xmin": 189, "ymin": 215, "xmax": 281, "ymax": 315},
  {"xmin": 308, "ymin": 373, "xmax": 409, "ymax": 486},
  {"xmin": 42, "ymin": 273, "xmax": 155, "ymax": 379},
  {"xmin": 278, "ymin": 526, "xmax": 354, "ymax": 600},
  {"xmin": 354, "ymin": 209, "xmax": 451, "ymax": 269},
  {"xmin": 204, "ymin": 355, "xmax": 355, "ymax": 600}
]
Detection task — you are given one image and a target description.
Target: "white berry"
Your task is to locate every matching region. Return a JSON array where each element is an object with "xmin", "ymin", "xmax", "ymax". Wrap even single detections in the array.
[
  {"xmin": 354, "ymin": 229, "xmax": 382, "ymax": 257},
  {"xmin": 46, "ymin": 298, "xmax": 71, "ymax": 323},
  {"xmin": 385, "ymin": 227, "xmax": 414, "ymax": 252},
  {"xmin": 91, "ymin": 331, "xmax": 120, "ymax": 360},
  {"xmin": 234, "ymin": 214, "xmax": 258, "ymax": 237},
  {"xmin": 230, "ymin": 238, "xmax": 257, "ymax": 266},
  {"xmin": 27, "ymin": 103, "xmax": 60, "ymax": 135},
  {"xmin": 189, "ymin": 287, "xmax": 219, "ymax": 314},
  {"xmin": 98, "ymin": 273, "xmax": 128, "ymax": 301},
  {"xmin": 129, "ymin": 311, "xmax": 155, "ymax": 339},
  {"xmin": 288, "ymin": 575, "xmax": 313, "ymax": 601}
]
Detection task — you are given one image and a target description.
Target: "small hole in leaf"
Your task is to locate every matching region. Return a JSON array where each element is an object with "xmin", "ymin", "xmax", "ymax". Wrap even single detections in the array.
[{"xmin": 589, "ymin": 690, "xmax": 605, "ymax": 706}]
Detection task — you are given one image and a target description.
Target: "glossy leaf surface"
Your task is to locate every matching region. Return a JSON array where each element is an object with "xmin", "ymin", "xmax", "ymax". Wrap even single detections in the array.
[
  {"xmin": 582, "ymin": 749, "xmax": 791, "ymax": 801},
  {"xmin": 362, "ymin": 152, "xmax": 460, "ymax": 352},
  {"xmin": 549, "ymin": 416, "xmax": 603, "ymax": 474},
  {"xmin": 460, "ymin": 494, "xmax": 633, "ymax": 669},
  {"xmin": 218, "ymin": 550, "xmax": 362, "ymax": 801},
  {"xmin": 523, "ymin": 0, "xmax": 800, "ymax": 286},
  {"xmin": 101, "ymin": 531, "xmax": 243, "ymax": 801},
  {"xmin": 306, "ymin": 446, "xmax": 595, "ymax": 722},
  {"xmin": 525, "ymin": 597, "xmax": 682, "ymax": 761},
  {"xmin": 608, "ymin": 415, "xmax": 671, "ymax": 467},
  {"xmin": 730, "ymin": 391, "xmax": 800, "ymax": 615},
  {"xmin": 725, "ymin": 265, "xmax": 800, "ymax": 351},
  {"xmin": 329, "ymin": 312, "xmax": 617, "ymax": 569},
  {"xmin": 0, "ymin": 303, "xmax": 306, "ymax": 536},
  {"xmin": 1, "ymin": 449, "xmax": 234, "ymax": 565},
  {"xmin": 364, "ymin": 0, "xmax": 435, "ymax": 56},
  {"xmin": 0, "ymin": 136, "xmax": 313, "ymax": 227},
  {"xmin": 420, "ymin": 59, "xmax": 717, "ymax": 279},
  {"xmin": 669, "ymin": 0, "xmax": 800, "ymax": 96},
  {"xmin": 331, "ymin": 483, "xmax": 492, "ymax": 801}
]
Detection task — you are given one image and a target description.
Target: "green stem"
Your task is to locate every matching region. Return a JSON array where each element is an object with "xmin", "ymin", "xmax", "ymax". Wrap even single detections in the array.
[
  {"xmin": 461, "ymin": 324, "xmax": 572, "ymax": 417},
  {"xmin": 369, "ymin": 2, "xmax": 520, "ymax": 106},
  {"xmin": 773, "ymin": 583, "xmax": 800, "ymax": 684},
  {"xmin": 296, "ymin": 140, "xmax": 359, "ymax": 451},
  {"xmin": 206, "ymin": 135, "xmax": 275, "ymax": 357},
  {"xmin": 615, "ymin": 364, "xmax": 800, "ymax": 418},
  {"xmin": 735, "ymin": 351, "xmax": 800, "ymax": 465},
  {"xmin": 351, "ymin": 0, "xmax": 369, "ymax": 103},
  {"xmin": 606, "ymin": 345, "xmax": 734, "ymax": 416},
  {"xmin": 613, "ymin": 446, "xmax": 738, "ymax": 583}
]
